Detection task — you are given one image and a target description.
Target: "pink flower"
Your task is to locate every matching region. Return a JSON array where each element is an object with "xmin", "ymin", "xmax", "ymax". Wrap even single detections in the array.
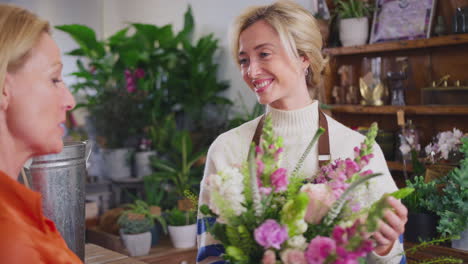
[
  {"xmin": 256, "ymin": 145, "xmax": 264, "ymax": 155},
  {"xmin": 359, "ymin": 170, "xmax": 372, "ymax": 177},
  {"xmin": 134, "ymin": 68, "xmax": 145, "ymax": 79},
  {"xmin": 359, "ymin": 154, "xmax": 374, "ymax": 167},
  {"xmin": 271, "ymin": 168, "xmax": 288, "ymax": 192},
  {"xmin": 353, "ymin": 146, "xmax": 360, "ymax": 159},
  {"xmin": 257, "ymin": 160, "xmax": 265, "ymax": 177},
  {"xmin": 274, "ymin": 147, "xmax": 284, "ymax": 161},
  {"xmin": 260, "ymin": 187, "xmax": 272, "ymax": 196},
  {"xmin": 300, "ymin": 184, "xmax": 336, "ymax": 224},
  {"xmin": 254, "ymin": 219, "xmax": 288, "ymax": 249},
  {"xmin": 280, "ymin": 249, "xmax": 306, "ymax": 264},
  {"xmin": 262, "ymin": 250, "xmax": 276, "ymax": 264},
  {"xmin": 125, "ymin": 69, "xmax": 136, "ymax": 93},
  {"xmin": 305, "ymin": 236, "xmax": 336, "ymax": 263},
  {"xmin": 344, "ymin": 158, "xmax": 359, "ymax": 177}
]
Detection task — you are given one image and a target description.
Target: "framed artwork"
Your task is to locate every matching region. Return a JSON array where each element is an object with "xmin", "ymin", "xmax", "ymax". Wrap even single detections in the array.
[{"xmin": 369, "ymin": 0, "xmax": 437, "ymax": 44}]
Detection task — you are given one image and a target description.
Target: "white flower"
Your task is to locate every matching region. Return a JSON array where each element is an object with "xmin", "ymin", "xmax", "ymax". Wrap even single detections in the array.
[
  {"xmin": 295, "ymin": 219, "xmax": 308, "ymax": 234},
  {"xmin": 399, "ymin": 143, "xmax": 411, "ymax": 156},
  {"xmin": 208, "ymin": 167, "xmax": 246, "ymax": 220},
  {"xmin": 287, "ymin": 235, "xmax": 307, "ymax": 250}
]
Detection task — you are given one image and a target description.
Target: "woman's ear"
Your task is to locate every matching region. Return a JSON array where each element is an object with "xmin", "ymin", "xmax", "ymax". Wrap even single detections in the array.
[
  {"xmin": 0, "ymin": 74, "xmax": 12, "ymax": 111},
  {"xmin": 300, "ymin": 55, "xmax": 310, "ymax": 70}
]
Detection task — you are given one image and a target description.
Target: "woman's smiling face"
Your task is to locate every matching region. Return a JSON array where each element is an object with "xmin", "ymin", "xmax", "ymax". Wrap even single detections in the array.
[{"xmin": 238, "ymin": 20, "xmax": 310, "ymax": 110}]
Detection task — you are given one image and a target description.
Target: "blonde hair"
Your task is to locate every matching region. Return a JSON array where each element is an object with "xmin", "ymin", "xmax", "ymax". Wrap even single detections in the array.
[
  {"xmin": 0, "ymin": 4, "xmax": 50, "ymax": 101},
  {"xmin": 230, "ymin": 0, "xmax": 327, "ymax": 99}
]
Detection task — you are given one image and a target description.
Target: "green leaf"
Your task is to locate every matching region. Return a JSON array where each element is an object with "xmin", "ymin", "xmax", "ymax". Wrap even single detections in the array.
[
  {"xmin": 390, "ymin": 187, "xmax": 414, "ymax": 200},
  {"xmin": 55, "ymin": 24, "xmax": 105, "ymax": 58}
]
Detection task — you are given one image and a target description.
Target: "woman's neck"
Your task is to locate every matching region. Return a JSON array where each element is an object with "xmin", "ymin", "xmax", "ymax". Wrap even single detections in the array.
[
  {"xmin": 266, "ymin": 101, "xmax": 319, "ymax": 133},
  {"xmin": 0, "ymin": 129, "xmax": 30, "ymax": 180}
]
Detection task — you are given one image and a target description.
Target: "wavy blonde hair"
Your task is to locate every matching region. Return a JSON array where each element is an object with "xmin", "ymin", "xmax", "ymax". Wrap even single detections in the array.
[
  {"xmin": 0, "ymin": 4, "xmax": 50, "ymax": 101},
  {"xmin": 230, "ymin": 0, "xmax": 327, "ymax": 99}
]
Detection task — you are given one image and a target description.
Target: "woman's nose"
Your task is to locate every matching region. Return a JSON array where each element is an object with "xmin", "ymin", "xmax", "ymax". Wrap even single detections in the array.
[
  {"xmin": 64, "ymin": 86, "xmax": 76, "ymax": 111},
  {"xmin": 247, "ymin": 60, "xmax": 261, "ymax": 78}
]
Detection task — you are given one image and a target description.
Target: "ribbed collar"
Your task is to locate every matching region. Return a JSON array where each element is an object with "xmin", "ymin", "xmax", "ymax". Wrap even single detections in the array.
[{"xmin": 265, "ymin": 101, "xmax": 319, "ymax": 135}]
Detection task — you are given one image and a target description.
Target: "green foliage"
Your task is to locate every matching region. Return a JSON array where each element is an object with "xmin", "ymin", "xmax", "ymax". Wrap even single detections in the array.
[
  {"xmin": 166, "ymin": 208, "xmax": 196, "ymax": 226},
  {"xmin": 333, "ymin": 0, "xmax": 373, "ymax": 19},
  {"xmin": 323, "ymin": 173, "xmax": 381, "ymax": 226},
  {"xmin": 117, "ymin": 212, "xmax": 154, "ymax": 234},
  {"xmin": 291, "ymin": 127, "xmax": 325, "ymax": 178},
  {"xmin": 405, "ymin": 237, "xmax": 463, "ymax": 264},
  {"xmin": 280, "ymin": 192, "xmax": 309, "ymax": 237},
  {"xmin": 118, "ymin": 200, "xmax": 169, "ymax": 234},
  {"xmin": 120, "ymin": 200, "xmax": 168, "ymax": 234},
  {"xmin": 151, "ymin": 131, "xmax": 206, "ymax": 196},
  {"xmin": 426, "ymin": 138, "xmax": 468, "ymax": 237},
  {"xmin": 402, "ymin": 176, "xmax": 439, "ymax": 214},
  {"xmin": 57, "ymin": 6, "xmax": 231, "ymax": 148},
  {"xmin": 143, "ymin": 175, "xmax": 164, "ymax": 207},
  {"xmin": 147, "ymin": 114, "xmax": 177, "ymax": 155}
]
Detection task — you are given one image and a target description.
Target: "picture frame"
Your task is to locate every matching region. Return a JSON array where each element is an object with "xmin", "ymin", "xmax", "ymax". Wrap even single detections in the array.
[{"xmin": 369, "ymin": 0, "xmax": 437, "ymax": 44}]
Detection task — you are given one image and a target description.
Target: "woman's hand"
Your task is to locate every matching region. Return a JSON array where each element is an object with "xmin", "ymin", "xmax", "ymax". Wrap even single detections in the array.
[{"xmin": 373, "ymin": 196, "xmax": 408, "ymax": 256}]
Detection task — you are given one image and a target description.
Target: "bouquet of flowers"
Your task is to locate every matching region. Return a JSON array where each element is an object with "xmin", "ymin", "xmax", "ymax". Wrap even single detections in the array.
[{"xmin": 200, "ymin": 116, "xmax": 412, "ymax": 264}]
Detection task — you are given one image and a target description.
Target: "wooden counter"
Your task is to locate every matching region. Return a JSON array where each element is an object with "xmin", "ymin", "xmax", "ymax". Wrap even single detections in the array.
[
  {"xmin": 85, "ymin": 244, "xmax": 146, "ymax": 264},
  {"xmin": 134, "ymin": 236, "xmax": 197, "ymax": 264},
  {"xmin": 405, "ymin": 242, "xmax": 468, "ymax": 263}
]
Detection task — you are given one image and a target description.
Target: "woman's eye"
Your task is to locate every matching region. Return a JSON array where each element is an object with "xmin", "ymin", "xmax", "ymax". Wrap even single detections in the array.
[
  {"xmin": 239, "ymin": 58, "xmax": 248, "ymax": 65},
  {"xmin": 260, "ymin": 52, "xmax": 270, "ymax": 58},
  {"xmin": 52, "ymin": 78, "xmax": 62, "ymax": 84}
]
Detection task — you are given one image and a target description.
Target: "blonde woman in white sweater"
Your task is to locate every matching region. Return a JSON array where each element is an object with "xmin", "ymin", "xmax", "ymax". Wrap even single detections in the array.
[{"xmin": 197, "ymin": 1, "xmax": 408, "ymax": 264}]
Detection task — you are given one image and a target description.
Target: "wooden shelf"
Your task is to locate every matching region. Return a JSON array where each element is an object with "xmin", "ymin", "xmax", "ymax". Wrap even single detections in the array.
[
  {"xmin": 330, "ymin": 105, "xmax": 468, "ymax": 115},
  {"xmin": 323, "ymin": 34, "xmax": 468, "ymax": 56},
  {"xmin": 387, "ymin": 161, "xmax": 413, "ymax": 173}
]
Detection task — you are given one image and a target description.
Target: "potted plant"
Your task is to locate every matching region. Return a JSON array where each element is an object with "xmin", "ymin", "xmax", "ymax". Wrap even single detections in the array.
[
  {"xmin": 165, "ymin": 208, "xmax": 197, "ymax": 248},
  {"xmin": 56, "ymin": 6, "xmax": 230, "ymax": 179},
  {"xmin": 424, "ymin": 128, "xmax": 465, "ymax": 182},
  {"xmin": 117, "ymin": 200, "xmax": 167, "ymax": 256},
  {"xmin": 151, "ymin": 130, "xmax": 206, "ymax": 198},
  {"xmin": 402, "ymin": 176, "xmax": 440, "ymax": 243},
  {"xmin": 334, "ymin": 0, "xmax": 373, "ymax": 46},
  {"xmin": 143, "ymin": 175, "xmax": 171, "ymax": 246},
  {"xmin": 426, "ymin": 136, "xmax": 468, "ymax": 250}
]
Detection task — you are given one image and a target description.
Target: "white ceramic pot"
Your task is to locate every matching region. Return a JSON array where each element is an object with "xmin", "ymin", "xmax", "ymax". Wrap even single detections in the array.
[
  {"xmin": 452, "ymin": 225, "xmax": 468, "ymax": 250},
  {"xmin": 135, "ymin": 151, "xmax": 156, "ymax": 178},
  {"xmin": 168, "ymin": 224, "xmax": 197, "ymax": 248},
  {"xmin": 102, "ymin": 148, "xmax": 132, "ymax": 180},
  {"xmin": 339, "ymin": 17, "xmax": 369, "ymax": 47},
  {"xmin": 120, "ymin": 230, "xmax": 152, "ymax": 256}
]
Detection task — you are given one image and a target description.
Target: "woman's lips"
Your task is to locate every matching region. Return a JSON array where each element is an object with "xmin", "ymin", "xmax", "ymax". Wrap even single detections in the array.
[{"xmin": 254, "ymin": 79, "xmax": 273, "ymax": 93}]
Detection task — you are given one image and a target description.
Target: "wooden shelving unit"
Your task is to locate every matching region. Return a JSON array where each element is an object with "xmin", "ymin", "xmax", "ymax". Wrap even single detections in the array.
[
  {"xmin": 387, "ymin": 161, "xmax": 413, "ymax": 173},
  {"xmin": 323, "ymin": 34, "xmax": 468, "ymax": 56},
  {"xmin": 330, "ymin": 105, "xmax": 468, "ymax": 115}
]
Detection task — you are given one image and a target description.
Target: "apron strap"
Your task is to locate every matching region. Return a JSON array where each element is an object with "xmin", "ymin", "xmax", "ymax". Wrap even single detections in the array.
[{"xmin": 251, "ymin": 109, "xmax": 331, "ymax": 166}]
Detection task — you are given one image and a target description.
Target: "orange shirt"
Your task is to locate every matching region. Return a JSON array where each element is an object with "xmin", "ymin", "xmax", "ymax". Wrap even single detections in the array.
[{"xmin": 0, "ymin": 170, "xmax": 82, "ymax": 264}]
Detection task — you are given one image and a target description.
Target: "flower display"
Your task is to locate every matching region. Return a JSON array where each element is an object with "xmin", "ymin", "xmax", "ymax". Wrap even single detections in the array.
[
  {"xmin": 200, "ymin": 115, "xmax": 413, "ymax": 263},
  {"xmin": 425, "ymin": 128, "xmax": 465, "ymax": 163}
]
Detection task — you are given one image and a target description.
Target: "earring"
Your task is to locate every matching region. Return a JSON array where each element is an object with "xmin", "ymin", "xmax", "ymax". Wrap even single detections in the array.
[{"xmin": 304, "ymin": 68, "xmax": 309, "ymax": 76}]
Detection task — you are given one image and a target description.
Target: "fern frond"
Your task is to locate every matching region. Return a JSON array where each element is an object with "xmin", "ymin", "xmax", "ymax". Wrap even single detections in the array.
[{"xmin": 323, "ymin": 173, "xmax": 382, "ymax": 226}]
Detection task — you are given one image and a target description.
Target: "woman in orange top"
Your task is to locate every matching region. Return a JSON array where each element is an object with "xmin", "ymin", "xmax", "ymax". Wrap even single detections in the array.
[{"xmin": 0, "ymin": 4, "xmax": 82, "ymax": 263}]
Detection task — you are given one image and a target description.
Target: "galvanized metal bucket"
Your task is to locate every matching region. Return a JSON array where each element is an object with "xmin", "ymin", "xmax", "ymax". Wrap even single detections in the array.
[{"xmin": 27, "ymin": 141, "xmax": 88, "ymax": 261}]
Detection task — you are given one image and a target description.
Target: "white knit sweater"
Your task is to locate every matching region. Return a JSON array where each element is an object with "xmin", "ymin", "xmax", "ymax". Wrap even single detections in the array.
[{"xmin": 197, "ymin": 101, "xmax": 404, "ymax": 264}]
